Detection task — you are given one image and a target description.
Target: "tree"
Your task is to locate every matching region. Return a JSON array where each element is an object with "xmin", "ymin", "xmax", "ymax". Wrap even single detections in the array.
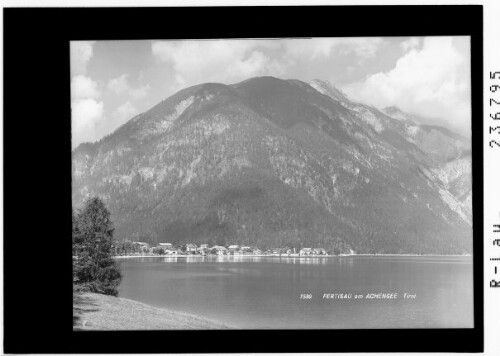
[
  {"xmin": 115, "ymin": 240, "xmax": 137, "ymax": 255},
  {"xmin": 73, "ymin": 197, "xmax": 122, "ymax": 296},
  {"xmin": 152, "ymin": 247, "xmax": 165, "ymax": 255}
]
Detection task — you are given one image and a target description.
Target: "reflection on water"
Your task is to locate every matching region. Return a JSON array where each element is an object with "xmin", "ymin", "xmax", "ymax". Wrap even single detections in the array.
[
  {"xmin": 339, "ymin": 257, "xmax": 354, "ymax": 267},
  {"xmin": 123, "ymin": 255, "xmax": 472, "ymax": 268},
  {"xmin": 136, "ymin": 255, "xmax": 474, "ymax": 265},
  {"xmin": 129, "ymin": 255, "xmax": 346, "ymax": 265}
]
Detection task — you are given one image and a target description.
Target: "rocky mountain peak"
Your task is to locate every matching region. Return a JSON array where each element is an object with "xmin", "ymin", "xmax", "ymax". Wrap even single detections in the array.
[
  {"xmin": 309, "ymin": 79, "xmax": 350, "ymax": 103},
  {"xmin": 382, "ymin": 106, "xmax": 416, "ymax": 123}
]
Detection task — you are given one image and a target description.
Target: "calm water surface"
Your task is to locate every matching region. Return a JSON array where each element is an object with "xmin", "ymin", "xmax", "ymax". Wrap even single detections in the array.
[{"xmin": 117, "ymin": 255, "xmax": 473, "ymax": 329}]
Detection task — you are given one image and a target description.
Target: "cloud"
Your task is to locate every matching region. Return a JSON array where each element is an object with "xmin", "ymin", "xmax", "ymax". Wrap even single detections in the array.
[
  {"xmin": 71, "ymin": 74, "xmax": 106, "ymax": 148},
  {"xmin": 342, "ymin": 37, "xmax": 470, "ymax": 134},
  {"xmin": 400, "ymin": 37, "xmax": 421, "ymax": 52},
  {"xmin": 72, "ymin": 99, "xmax": 139, "ymax": 149},
  {"xmin": 152, "ymin": 40, "xmax": 284, "ymax": 91},
  {"xmin": 151, "ymin": 38, "xmax": 386, "ymax": 95},
  {"xmin": 71, "ymin": 98, "xmax": 105, "ymax": 146},
  {"xmin": 72, "ymin": 100, "xmax": 139, "ymax": 149},
  {"xmin": 108, "ymin": 74, "xmax": 130, "ymax": 94},
  {"xmin": 112, "ymin": 101, "xmax": 137, "ymax": 122},
  {"xmin": 338, "ymin": 38, "xmax": 386, "ymax": 59},
  {"xmin": 283, "ymin": 38, "xmax": 386, "ymax": 61},
  {"xmin": 70, "ymin": 41, "xmax": 96, "ymax": 76},
  {"xmin": 71, "ymin": 75, "xmax": 100, "ymax": 100},
  {"xmin": 108, "ymin": 74, "xmax": 151, "ymax": 100},
  {"xmin": 283, "ymin": 38, "xmax": 338, "ymax": 60},
  {"xmin": 72, "ymin": 70, "xmax": 147, "ymax": 148},
  {"xmin": 130, "ymin": 84, "xmax": 150, "ymax": 99},
  {"xmin": 70, "ymin": 41, "xmax": 107, "ymax": 148}
]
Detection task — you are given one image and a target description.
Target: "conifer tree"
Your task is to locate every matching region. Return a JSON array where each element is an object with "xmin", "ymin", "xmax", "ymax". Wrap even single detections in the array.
[{"xmin": 73, "ymin": 197, "xmax": 122, "ymax": 296}]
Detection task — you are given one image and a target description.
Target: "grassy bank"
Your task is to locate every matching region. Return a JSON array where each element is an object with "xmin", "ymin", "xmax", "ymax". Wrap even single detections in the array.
[{"xmin": 73, "ymin": 292, "xmax": 235, "ymax": 330}]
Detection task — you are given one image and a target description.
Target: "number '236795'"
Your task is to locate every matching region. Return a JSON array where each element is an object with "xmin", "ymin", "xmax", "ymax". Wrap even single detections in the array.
[{"xmin": 490, "ymin": 71, "xmax": 500, "ymax": 148}]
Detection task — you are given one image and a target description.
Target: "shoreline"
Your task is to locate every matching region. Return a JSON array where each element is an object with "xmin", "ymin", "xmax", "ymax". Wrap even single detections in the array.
[
  {"xmin": 114, "ymin": 253, "xmax": 472, "ymax": 259},
  {"xmin": 73, "ymin": 292, "xmax": 235, "ymax": 330}
]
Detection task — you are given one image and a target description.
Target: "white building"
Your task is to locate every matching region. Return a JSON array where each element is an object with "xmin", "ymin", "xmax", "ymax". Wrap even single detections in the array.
[
  {"xmin": 185, "ymin": 244, "xmax": 198, "ymax": 252},
  {"xmin": 299, "ymin": 248, "xmax": 312, "ymax": 256}
]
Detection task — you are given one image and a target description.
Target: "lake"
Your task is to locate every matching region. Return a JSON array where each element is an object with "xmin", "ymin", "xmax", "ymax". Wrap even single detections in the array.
[{"xmin": 117, "ymin": 255, "xmax": 474, "ymax": 329}]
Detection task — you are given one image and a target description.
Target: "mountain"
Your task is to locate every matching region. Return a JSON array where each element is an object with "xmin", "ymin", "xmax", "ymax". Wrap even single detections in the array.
[
  {"xmin": 379, "ymin": 106, "xmax": 472, "ymax": 216},
  {"xmin": 309, "ymin": 79, "xmax": 350, "ymax": 103},
  {"xmin": 72, "ymin": 76, "xmax": 472, "ymax": 254}
]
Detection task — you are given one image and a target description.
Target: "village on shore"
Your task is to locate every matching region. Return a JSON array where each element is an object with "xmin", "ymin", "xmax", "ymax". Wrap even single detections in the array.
[
  {"xmin": 113, "ymin": 241, "xmax": 334, "ymax": 257},
  {"xmin": 111, "ymin": 242, "xmax": 471, "ymax": 258}
]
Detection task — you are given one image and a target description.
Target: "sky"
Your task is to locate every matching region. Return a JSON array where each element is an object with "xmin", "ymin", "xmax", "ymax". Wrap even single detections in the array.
[{"xmin": 70, "ymin": 37, "xmax": 471, "ymax": 148}]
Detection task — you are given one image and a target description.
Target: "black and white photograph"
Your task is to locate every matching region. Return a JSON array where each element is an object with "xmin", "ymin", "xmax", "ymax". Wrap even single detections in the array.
[
  {"xmin": 71, "ymin": 36, "xmax": 474, "ymax": 330},
  {"xmin": 6, "ymin": 3, "xmax": 500, "ymax": 355}
]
